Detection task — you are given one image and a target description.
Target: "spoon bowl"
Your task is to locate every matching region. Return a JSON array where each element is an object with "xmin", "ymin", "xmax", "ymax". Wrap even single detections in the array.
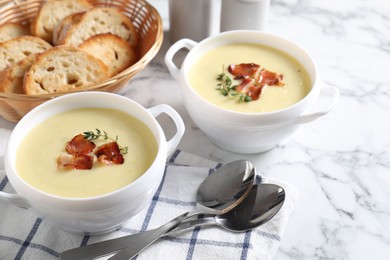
[
  {"xmin": 213, "ymin": 183, "xmax": 285, "ymax": 231},
  {"xmin": 196, "ymin": 160, "xmax": 255, "ymax": 214}
]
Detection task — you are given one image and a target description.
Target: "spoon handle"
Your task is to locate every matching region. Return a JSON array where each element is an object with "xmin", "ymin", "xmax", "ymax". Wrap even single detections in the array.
[
  {"xmin": 59, "ymin": 215, "xmax": 216, "ymax": 260},
  {"xmin": 61, "ymin": 212, "xmax": 189, "ymax": 260},
  {"xmin": 107, "ymin": 211, "xmax": 194, "ymax": 260}
]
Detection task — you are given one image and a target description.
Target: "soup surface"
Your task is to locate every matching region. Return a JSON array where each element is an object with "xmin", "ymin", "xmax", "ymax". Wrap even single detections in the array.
[
  {"xmin": 16, "ymin": 108, "xmax": 158, "ymax": 198},
  {"xmin": 188, "ymin": 43, "xmax": 312, "ymax": 113}
]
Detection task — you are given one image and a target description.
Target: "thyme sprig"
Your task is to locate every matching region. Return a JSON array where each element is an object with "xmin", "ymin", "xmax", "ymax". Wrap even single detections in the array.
[
  {"xmin": 216, "ymin": 66, "xmax": 252, "ymax": 102},
  {"xmin": 216, "ymin": 71, "xmax": 235, "ymax": 96},
  {"xmin": 83, "ymin": 128, "xmax": 128, "ymax": 154}
]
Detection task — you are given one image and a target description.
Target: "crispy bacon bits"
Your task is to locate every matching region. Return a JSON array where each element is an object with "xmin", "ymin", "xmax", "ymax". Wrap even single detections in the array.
[
  {"xmin": 65, "ymin": 134, "xmax": 96, "ymax": 155},
  {"xmin": 95, "ymin": 142, "xmax": 124, "ymax": 165},
  {"xmin": 228, "ymin": 63, "xmax": 261, "ymax": 80},
  {"xmin": 57, "ymin": 154, "xmax": 94, "ymax": 170},
  {"xmin": 225, "ymin": 63, "xmax": 285, "ymax": 101},
  {"xmin": 57, "ymin": 133, "xmax": 125, "ymax": 170}
]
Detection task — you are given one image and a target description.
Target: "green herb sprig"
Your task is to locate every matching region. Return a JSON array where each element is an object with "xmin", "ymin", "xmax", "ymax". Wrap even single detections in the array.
[
  {"xmin": 216, "ymin": 71, "xmax": 235, "ymax": 96},
  {"xmin": 83, "ymin": 128, "xmax": 128, "ymax": 154},
  {"xmin": 216, "ymin": 67, "xmax": 251, "ymax": 102}
]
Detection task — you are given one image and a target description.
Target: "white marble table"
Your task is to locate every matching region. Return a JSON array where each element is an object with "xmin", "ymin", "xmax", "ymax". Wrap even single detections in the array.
[{"xmin": 1, "ymin": 0, "xmax": 389, "ymax": 259}]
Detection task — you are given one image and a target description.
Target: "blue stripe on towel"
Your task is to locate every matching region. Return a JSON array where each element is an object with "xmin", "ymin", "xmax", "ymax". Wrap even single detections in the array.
[
  {"xmin": 140, "ymin": 164, "xmax": 169, "ymax": 232},
  {"xmin": 161, "ymin": 234, "xmax": 254, "ymax": 249},
  {"xmin": 80, "ymin": 235, "xmax": 90, "ymax": 246},
  {"xmin": 0, "ymin": 235, "xmax": 23, "ymax": 246},
  {"xmin": 24, "ymin": 242, "xmax": 60, "ymax": 258},
  {"xmin": 240, "ymin": 231, "xmax": 252, "ymax": 260},
  {"xmin": 157, "ymin": 196, "xmax": 196, "ymax": 207},
  {"xmin": 169, "ymin": 149, "xmax": 181, "ymax": 163},
  {"xmin": 127, "ymin": 164, "xmax": 170, "ymax": 260},
  {"xmin": 0, "ymin": 235, "xmax": 60, "ymax": 258},
  {"xmin": 14, "ymin": 218, "xmax": 42, "ymax": 260},
  {"xmin": 255, "ymin": 175, "xmax": 263, "ymax": 184},
  {"xmin": 0, "ymin": 176, "xmax": 8, "ymax": 191},
  {"xmin": 185, "ymin": 225, "xmax": 201, "ymax": 260},
  {"xmin": 185, "ymin": 164, "xmax": 222, "ymax": 259},
  {"xmin": 184, "ymin": 237, "xmax": 253, "ymax": 249},
  {"xmin": 257, "ymin": 230, "xmax": 281, "ymax": 241},
  {"xmin": 215, "ymin": 162, "xmax": 223, "ymax": 170}
]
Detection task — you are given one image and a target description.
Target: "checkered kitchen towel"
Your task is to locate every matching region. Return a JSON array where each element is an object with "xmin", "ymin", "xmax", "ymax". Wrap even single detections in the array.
[{"xmin": 0, "ymin": 128, "xmax": 298, "ymax": 260}]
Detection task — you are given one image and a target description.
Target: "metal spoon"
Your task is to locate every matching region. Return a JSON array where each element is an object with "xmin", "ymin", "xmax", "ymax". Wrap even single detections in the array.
[
  {"xmin": 59, "ymin": 183, "xmax": 285, "ymax": 260},
  {"xmin": 60, "ymin": 160, "xmax": 255, "ymax": 260},
  {"xmin": 111, "ymin": 183, "xmax": 285, "ymax": 260}
]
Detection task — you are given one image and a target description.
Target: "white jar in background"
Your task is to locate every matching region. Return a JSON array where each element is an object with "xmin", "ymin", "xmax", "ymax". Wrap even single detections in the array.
[
  {"xmin": 169, "ymin": 0, "xmax": 221, "ymax": 43},
  {"xmin": 220, "ymin": 0, "xmax": 270, "ymax": 32}
]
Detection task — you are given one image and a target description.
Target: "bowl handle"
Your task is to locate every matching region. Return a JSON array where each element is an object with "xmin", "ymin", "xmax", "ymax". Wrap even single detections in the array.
[
  {"xmin": 148, "ymin": 104, "xmax": 185, "ymax": 156},
  {"xmin": 0, "ymin": 190, "xmax": 30, "ymax": 208},
  {"xmin": 295, "ymin": 84, "xmax": 340, "ymax": 124},
  {"xmin": 164, "ymin": 38, "xmax": 198, "ymax": 80}
]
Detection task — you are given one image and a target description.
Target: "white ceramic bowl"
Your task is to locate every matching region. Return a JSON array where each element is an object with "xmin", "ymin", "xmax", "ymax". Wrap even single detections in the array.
[
  {"xmin": 165, "ymin": 30, "xmax": 339, "ymax": 153},
  {"xmin": 0, "ymin": 92, "xmax": 185, "ymax": 234}
]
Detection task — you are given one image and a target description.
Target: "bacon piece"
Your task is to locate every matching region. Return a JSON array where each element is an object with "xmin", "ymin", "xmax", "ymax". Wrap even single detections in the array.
[
  {"xmin": 247, "ymin": 85, "xmax": 264, "ymax": 101},
  {"xmin": 235, "ymin": 77, "xmax": 254, "ymax": 92},
  {"xmin": 57, "ymin": 154, "xmax": 94, "ymax": 170},
  {"xmin": 261, "ymin": 70, "xmax": 285, "ymax": 87},
  {"xmin": 227, "ymin": 63, "xmax": 285, "ymax": 100},
  {"xmin": 65, "ymin": 134, "xmax": 96, "ymax": 155},
  {"xmin": 95, "ymin": 142, "xmax": 124, "ymax": 165},
  {"xmin": 228, "ymin": 63, "xmax": 261, "ymax": 79}
]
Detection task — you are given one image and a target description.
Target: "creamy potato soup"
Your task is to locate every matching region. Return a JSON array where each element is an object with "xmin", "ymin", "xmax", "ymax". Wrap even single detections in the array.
[
  {"xmin": 188, "ymin": 43, "xmax": 312, "ymax": 113},
  {"xmin": 16, "ymin": 108, "xmax": 158, "ymax": 198}
]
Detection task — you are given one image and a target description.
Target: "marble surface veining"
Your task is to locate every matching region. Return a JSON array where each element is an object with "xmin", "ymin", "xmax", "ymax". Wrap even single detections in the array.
[{"xmin": 1, "ymin": 0, "xmax": 389, "ymax": 259}]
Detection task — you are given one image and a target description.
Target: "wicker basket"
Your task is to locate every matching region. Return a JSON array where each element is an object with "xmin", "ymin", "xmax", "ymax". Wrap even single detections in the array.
[{"xmin": 0, "ymin": 0, "xmax": 163, "ymax": 122}]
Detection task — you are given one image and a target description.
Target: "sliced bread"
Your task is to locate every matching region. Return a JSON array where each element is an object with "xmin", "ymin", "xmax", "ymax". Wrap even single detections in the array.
[
  {"xmin": 30, "ymin": 0, "xmax": 92, "ymax": 43},
  {"xmin": 52, "ymin": 11, "xmax": 84, "ymax": 46},
  {"xmin": 0, "ymin": 22, "xmax": 30, "ymax": 43},
  {"xmin": 0, "ymin": 35, "xmax": 52, "ymax": 71},
  {"xmin": 0, "ymin": 53, "xmax": 38, "ymax": 94},
  {"xmin": 55, "ymin": 7, "xmax": 138, "ymax": 47},
  {"xmin": 79, "ymin": 33, "xmax": 137, "ymax": 76},
  {"xmin": 23, "ymin": 45, "xmax": 110, "ymax": 95}
]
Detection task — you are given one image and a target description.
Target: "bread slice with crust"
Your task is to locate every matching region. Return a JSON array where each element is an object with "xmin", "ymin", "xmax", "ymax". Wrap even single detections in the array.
[
  {"xmin": 0, "ymin": 35, "xmax": 52, "ymax": 71},
  {"xmin": 52, "ymin": 11, "xmax": 84, "ymax": 46},
  {"xmin": 30, "ymin": 0, "xmax": 91, "ymax": 43},
  {"xmin": 55, "ymin": 7, "xmax": 138, "ymax": 47},
  {"xmin": 0, "ymin": 53, "xmax": 38, "ymax": 94},
  {"xmin": 79, "ymin": 33, "xmax": 137, "ymax": 76},
  {"xmin": 23, "ymin": 45, "xmax": 110, "ymax": 95},
  {"xmin": 0, "ymin": 22, "xmax": 30, "ymax": 43}
]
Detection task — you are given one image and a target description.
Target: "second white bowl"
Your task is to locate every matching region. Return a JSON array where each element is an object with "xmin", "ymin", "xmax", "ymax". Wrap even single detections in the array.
[{"xmin": 165, "ymin": 30, "xmax": 339, "ymax": 153}]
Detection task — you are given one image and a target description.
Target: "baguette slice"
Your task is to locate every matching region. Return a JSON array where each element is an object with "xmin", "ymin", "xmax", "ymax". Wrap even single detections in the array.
[
  {"xmin": 24, "ymin": 46, "xmax": 110, "ymax": 95},
  {"xmin": 79, "ymin": 33, "xmax": 137, "ymax": 76},
  {"xmin": 0, "ymin": 22, "xmax": 30, "ymax": 43},
  {"xmin": 0, "ymin": 53, "xmax": 38, "ymax": 94},
  {"xmin": 30, "ymin": 0, "xmax": 91, "ymax": 43},
  {"xmin": 55, "ymin": 7, "xmax": 138, "ymax": 47},
  {"xmin": 52, "ymin": 11, "xmax": 84, "ymax": 46},
  {"xmin": 0, "ymin": 35, "xmax": 52, "ymax": 71}
]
